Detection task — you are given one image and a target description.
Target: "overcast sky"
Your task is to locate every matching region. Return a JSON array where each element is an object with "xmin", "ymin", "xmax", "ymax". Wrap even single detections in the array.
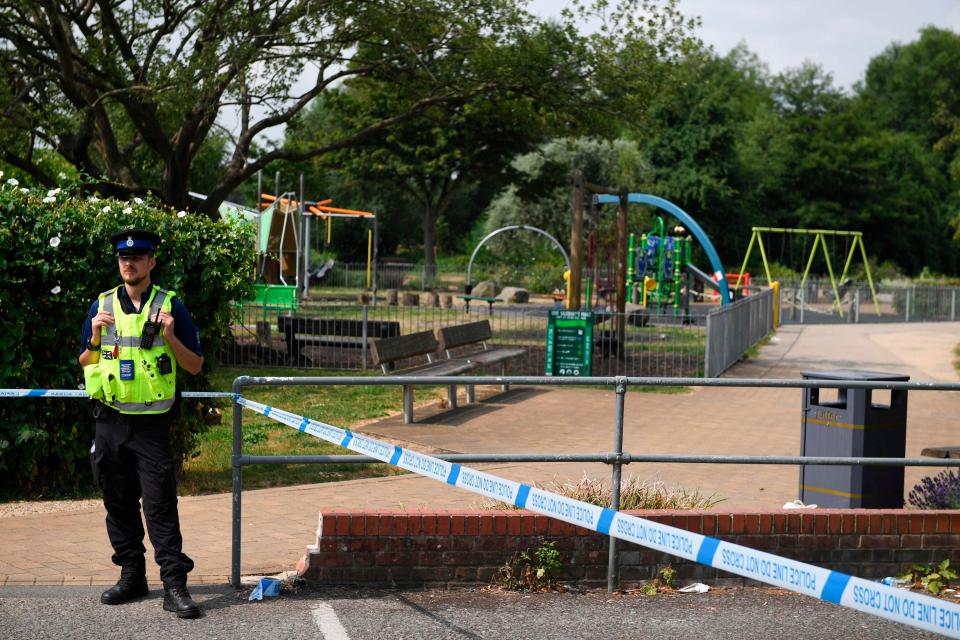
[{"xmin": 529, "ymin": 0, "xmax": 960, "ymax": 90}]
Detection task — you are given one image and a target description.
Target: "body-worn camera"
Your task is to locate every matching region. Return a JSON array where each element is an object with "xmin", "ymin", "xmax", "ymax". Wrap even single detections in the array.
[
  {"xmin": 156, "ymin": 353, "xmax": 173, "ymax": 375},
  {"xmin": 140, "ymin": 320, "xmax": 161, "ymax": 349}
]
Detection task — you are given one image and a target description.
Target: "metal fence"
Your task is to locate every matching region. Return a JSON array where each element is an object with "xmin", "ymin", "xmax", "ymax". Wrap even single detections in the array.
[
  {"xmin": 223, "ymin": 302, "xmax": 707, "ymax": 378},
  {"xmin": 229, "ymin": 374, "xmax": 960, "ymax": 589},
  {"xmin": 703, "ymin": 287, "xmax": 777, "ymax": 378},
  {"xmin": 770, "ymin": 279, "xmax": 960, "ymax": 324}
]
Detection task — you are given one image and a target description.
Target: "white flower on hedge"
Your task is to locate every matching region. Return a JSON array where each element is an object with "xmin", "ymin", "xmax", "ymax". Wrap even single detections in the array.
[
  {"xmin": 49, "ymin": 234, "xmax": 61, "ymax": 247},
  {"xmin": 123, "ymin": 207, "xmax": 132, "ymax": 214},
  {"xmin": 43, "ymin": 196, "xmax": 56, "ymax": 203},
  {"xmin": 89, "ymin": 195, "xmax": 99, "ymax": 202},
  {"xmin": 177, "ymin": 210, "xmax": 187, "ymax": 218},
  {"xmin": 134, "ymin": 197, "xmax": 143, "ymax": 204},
  {"xmin": 58, "ymin": 172, "xmax": 67, "ymax": 180},
  {"xmin": 20, "ymin": 188, "xmax": 28, "ymax": 194},
  {"xmin": 46, "ymin": 188, "xmax": 61, "ymax": 197},
  {"xmin": 102, "ymin": 205, "xmax": 111, "ymax": 213},
  {"xmin": 6, "ymin": 178, "xmax": 18, "ymax": 187},
  {"xmin": 50, "ymin": 285, "xmax": 61, "ymax": 295}
]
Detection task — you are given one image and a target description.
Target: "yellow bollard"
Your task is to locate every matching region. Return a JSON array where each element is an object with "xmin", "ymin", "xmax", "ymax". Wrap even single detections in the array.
[{"xmin": 772, "ymin": 281, "xmax": 780, "ymax": 327}]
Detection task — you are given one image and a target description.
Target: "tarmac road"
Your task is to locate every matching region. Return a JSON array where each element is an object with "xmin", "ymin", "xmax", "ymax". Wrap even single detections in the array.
[{"xmin": 0, "ymin": 584, "xmax": 943, "ymax": 639}]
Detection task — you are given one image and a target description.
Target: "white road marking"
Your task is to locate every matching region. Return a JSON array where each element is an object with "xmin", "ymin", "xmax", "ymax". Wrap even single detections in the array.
[{"xmin": 312, "ymin": 602, "xmax": 351, "ymax": 640}]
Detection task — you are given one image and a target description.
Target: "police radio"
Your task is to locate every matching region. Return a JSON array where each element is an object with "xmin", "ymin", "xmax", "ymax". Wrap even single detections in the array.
[{"xmin": 140, "ymin": 308, "xmax": 162, "ymax": 349}]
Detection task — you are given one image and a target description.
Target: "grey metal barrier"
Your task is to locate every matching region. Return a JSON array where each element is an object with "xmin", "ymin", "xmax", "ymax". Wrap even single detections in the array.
[
  {"xmin": 230, "ymin": 373, "xmax": 960, "ymax": 590},
  {"xmin": 774, "ymin": 280, "xmax": 960, "ymax": 325},
  {"xmin": 703, "ymin": 287, "xmax": 775, "ymax": 377}
]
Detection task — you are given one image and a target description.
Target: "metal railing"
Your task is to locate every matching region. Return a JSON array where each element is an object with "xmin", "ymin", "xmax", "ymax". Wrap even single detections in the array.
[
  {"xmin": 771, "ymin": 279, "xmax": 960, "ymax": 324},
  {"xmin": 703, "ymin": 287, "xmax": 776, "ymax": 377},
  {"xmin": 229, "ymin": 374, "xmax": 960, "ymax": 590}
]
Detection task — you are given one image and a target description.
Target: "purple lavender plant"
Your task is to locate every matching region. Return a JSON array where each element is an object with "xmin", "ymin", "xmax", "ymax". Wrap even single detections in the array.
[{"xmin": 908, "ymin": 471, "xmax": 960, "ymax": 509}]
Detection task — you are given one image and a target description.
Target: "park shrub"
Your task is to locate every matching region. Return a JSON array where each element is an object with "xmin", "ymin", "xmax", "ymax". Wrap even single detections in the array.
[{"xmin": 0, "ymin": 176, "xmax": 255, "ymax": 496}]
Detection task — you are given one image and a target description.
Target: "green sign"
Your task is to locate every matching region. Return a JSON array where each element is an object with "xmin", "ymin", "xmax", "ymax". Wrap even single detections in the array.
[{"xmin": 545, "ymin": 310, "xmax": 593, "ymax": 377}]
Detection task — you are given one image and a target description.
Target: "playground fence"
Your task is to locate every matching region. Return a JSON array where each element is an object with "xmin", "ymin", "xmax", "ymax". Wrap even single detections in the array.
[
  {"xmin": 772, "ymin": 279, "xmax": 960, "ymax": 324},
  {"xmin": 703, "ymin": 287, "xmax": 777, "ymax": 378},
  {"xmin": 223, "ymin": 302, "xmax": 706, "ymax": 378}
]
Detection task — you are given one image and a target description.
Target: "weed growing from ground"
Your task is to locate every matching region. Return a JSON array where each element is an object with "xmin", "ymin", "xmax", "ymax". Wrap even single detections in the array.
[
  {"xmin": 898, "ymin": 560, "xmax": 959, "ymax": 595},
  {"xmin": 493, "ymin": 541, "xmax": 565, "ymax": 592}
]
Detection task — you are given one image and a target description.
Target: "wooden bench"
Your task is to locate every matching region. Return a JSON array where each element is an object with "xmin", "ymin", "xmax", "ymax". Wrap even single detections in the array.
[
  {"xmin": 921, "ymin": 446, "xmax": 960, "ymax": 459},
  {"xmin": 436, "ymin": 320, "xmax": 527, "ymax": 402},
  {"xmin": 279, "ymin": 316, "xmax": 401, "ymax": 360},
  {"xmin": 370, "ymin": 330, "xmax": 477, "ymax": 424}
]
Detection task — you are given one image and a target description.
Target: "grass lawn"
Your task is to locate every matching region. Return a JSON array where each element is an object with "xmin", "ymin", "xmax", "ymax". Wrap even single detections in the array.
[{"xmin": 180, "ymin": 367, "xmax": 446, "ymax": 495}]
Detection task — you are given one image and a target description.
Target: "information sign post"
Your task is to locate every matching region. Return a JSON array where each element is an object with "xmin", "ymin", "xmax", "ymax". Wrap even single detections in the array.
[{"xmin": 545, "ymin": 310, "xmax": 593, "ymax": 377}]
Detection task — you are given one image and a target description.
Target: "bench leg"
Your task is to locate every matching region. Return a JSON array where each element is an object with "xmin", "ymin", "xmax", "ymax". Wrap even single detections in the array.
[
  {"xmin": 500, "ymin": 363, "xmax": 509, "ymax": 392},
  {"xmin": 466, "ymin": 384, "xmax": 475, "ymax": 404},
  {"xmin": 403, "ymin": 385, "xmax": 413, "ymax": 424},
  {"xmin": 448, "ymin": 385, "xmax": 458, "ymax": 410}
]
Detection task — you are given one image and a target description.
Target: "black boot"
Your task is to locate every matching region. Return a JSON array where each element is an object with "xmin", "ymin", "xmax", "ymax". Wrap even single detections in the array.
[
  {"xmin": 100, "ymin": 565, "xmax": 148, "ymax": 605},
  {"xmin": 163, "ymin": 585, "xmax": 201, "ymax": 618}
]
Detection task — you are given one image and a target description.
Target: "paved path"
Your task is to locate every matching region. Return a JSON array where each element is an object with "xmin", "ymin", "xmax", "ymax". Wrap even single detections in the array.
[{"xmin": 1, "ymin": 322, "xmax": 957, "ymax": 586}]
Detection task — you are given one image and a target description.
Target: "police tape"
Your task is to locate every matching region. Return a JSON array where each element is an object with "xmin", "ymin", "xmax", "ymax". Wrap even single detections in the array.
[
  {"xmin": 238, "ymin": 395, "xmax": 960, "ymax": 638},
  {"xmin": 0, "ymin": 388, "xmax": 235, "ymax": 399}
]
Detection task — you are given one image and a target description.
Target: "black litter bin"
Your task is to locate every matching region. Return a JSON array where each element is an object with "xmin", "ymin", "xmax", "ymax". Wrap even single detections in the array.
[{"xmin": 799, "ymin": 369, "xmax": 910, "ymax": 508}]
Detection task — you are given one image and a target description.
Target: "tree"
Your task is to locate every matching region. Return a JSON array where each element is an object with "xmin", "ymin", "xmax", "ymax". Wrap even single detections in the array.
[
  {"xmin": 286, "ymin": 2, "xmax": 697, "ymax": 276},
  {"xmin": 483, "ymin": 136, "xmax": 650, "ymax": 247},
  {"xmin": 638, "ymin": 47, "xmax": 775, "ymax": 261},
  {"xmin": 292, "ymin": 23, "xmax": 584, "ymax": 277},
  {"xmin": 0, "ymin": 0, "xmax": 697, "ymax": 223}
]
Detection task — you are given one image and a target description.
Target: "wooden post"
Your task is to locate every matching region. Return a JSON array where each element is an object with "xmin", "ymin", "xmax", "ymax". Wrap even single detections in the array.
[
  {"xmin": 615, "ymin": 187, "xmax": 628, "ymax": 359},
  {"xmin": 569, "ymin": 170, "xmax": 584, "ymax": 310}
]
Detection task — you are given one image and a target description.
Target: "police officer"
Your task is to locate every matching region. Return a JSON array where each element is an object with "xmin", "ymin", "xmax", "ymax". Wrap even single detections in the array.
[{"xmin": 78, "ymin": 229, "xmax": 204, "ymax": 618}]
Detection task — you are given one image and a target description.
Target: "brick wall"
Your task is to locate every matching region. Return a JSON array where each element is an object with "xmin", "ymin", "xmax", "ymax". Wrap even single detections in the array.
[{"xmin": 296, "ymin": 510, "xmax": 960, "ymax": 589}]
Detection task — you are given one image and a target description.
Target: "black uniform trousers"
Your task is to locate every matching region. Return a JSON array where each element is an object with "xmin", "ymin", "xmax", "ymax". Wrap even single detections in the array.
[{"xmin": 93, "ymin": 405, "xmax": 194, "ymax": 587}]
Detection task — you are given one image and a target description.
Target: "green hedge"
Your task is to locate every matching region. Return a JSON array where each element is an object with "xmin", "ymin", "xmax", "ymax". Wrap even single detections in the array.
[{"xmin": 0, "ymin": 178, "xmax": 255, "ymax": 497}]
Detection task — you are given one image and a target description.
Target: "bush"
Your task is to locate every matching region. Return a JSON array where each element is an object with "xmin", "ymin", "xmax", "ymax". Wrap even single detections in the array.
[
  {"xmin": 908, "ymin": 470, "xmax": 960, "ymax": 509},
  {"xmin": 0, "ymin": 178, "xmax": 255, "ymax": 496}
]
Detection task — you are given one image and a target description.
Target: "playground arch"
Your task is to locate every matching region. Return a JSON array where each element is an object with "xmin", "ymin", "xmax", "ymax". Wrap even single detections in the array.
[
  {"xmin": 595, "ymin": 193, "xmax": 731, "ymax": 305},
  {"xmin": 466, "ymin": 225, "xmax": 571, "ymax": 291}
]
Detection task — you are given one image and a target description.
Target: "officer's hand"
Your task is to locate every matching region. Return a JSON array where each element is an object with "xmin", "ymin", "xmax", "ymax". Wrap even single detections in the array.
[
  {"xmin": 158, "ymin": 310, "xmax": 175, "ymax": 339},
  {"xmin": 91, "ymin": 311, "xmax": 115, "ymax": 339}
]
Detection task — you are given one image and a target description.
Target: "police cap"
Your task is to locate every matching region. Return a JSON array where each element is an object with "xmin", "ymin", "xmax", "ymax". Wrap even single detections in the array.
[{"xmin": 110, "ymin": 229, "xmax": 160, "ymax": 256}]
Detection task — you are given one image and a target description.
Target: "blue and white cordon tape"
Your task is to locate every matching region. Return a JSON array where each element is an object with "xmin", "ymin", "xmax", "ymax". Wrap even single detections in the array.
[
  {"xmin": 0, "ymin": 388, "xmax": 235, "ymax": 399},
  {"xmin": 238, "ymin": 396, "xmax": 960, "ymax": 638}
]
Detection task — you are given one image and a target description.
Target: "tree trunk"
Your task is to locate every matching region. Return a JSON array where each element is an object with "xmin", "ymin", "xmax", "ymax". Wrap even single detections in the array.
[{"xmin": 423, "ymin": 204, "xmax": 437, "ymax": 283}]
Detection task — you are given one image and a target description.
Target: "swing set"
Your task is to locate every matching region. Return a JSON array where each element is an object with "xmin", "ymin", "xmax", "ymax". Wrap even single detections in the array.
[{"xmin": 736, "ymin": 227, "xmax": 880, "ymax": 318}]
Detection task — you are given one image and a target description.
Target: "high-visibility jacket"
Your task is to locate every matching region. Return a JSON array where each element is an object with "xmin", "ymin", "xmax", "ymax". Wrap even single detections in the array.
[{"xmin": 83, "ymin": 286, "xmax": 177, "ymax": 414}]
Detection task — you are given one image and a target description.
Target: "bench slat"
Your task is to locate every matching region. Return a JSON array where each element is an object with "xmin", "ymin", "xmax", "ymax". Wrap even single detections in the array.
[
  {"xmin": 437, "ymin": 320, "xmax": 493, "ymax": 351},
  {"xmin": 463, "ymin": 347, "xmax": 527, "ymax": 366},
  {"xmin": 370, "ymin": 330, "xmax": 439, "ymax": 367},
  {"xmin": 278, "ymin": 316, "xmax": 400, "ymax": 338}
]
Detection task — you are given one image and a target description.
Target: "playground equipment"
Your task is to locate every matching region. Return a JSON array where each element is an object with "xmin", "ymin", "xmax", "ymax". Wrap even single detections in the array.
[
  {"xmin": 465, "ymin": 224, "xmax": 571, "ymax": 296},
  {"xmin": 251, "ymin": 171, "xmax": 379, "ymax": 301},
  {"xmin": 628, "ymin": 216, "xmax": 692, "ymax": 311},
  {"xmin": 594, "ymin": 193, "xmax": 731, "ymax": 307},
  {"xmin": 736, "ymin": 227, "xmax": 880, "ymax": 318}
]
